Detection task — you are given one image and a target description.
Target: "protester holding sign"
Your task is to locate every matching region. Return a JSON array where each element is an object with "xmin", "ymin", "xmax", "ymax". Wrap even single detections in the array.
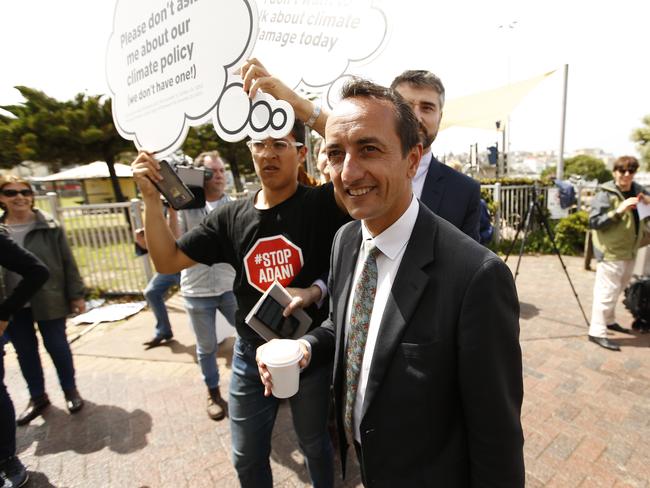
[
  {"xmin": 131, "ymin": 120, "xmax": 349, "ymax": 488},
  {"xmin": 241, "ymin": 59, "xmax": 481, "ymax": 241}
]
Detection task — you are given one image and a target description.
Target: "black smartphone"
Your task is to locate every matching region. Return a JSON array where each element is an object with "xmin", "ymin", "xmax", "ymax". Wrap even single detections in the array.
[
  {"xmin": 148, "ymin": 160, "xmax": 196, "ymax": 210},
  {"xmin": 255, "ymin": 295, "xmax": 301, "ymax": 338}
]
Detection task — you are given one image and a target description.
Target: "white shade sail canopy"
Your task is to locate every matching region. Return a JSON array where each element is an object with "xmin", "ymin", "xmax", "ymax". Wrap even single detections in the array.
[{"xmin": 440, "ymin": 70, "xmax": 557, "ymax": 131}]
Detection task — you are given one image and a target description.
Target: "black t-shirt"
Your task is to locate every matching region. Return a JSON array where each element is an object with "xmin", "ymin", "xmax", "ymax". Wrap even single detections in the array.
[{"xmin": 177, "ymin": 183, "xmax": 349, "ymax": 345}]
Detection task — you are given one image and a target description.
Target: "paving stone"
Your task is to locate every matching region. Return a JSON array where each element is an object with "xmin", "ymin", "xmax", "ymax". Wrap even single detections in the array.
[{"xmin": 4, "ymin": 255, "xmax": 650, "ymax": 486}]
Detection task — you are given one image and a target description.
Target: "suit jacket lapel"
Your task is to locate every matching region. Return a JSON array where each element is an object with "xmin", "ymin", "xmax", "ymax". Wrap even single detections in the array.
[
  {"xmin": 420, "ymin": 155, "xmax": 444, "ymax": 212},
  {"xmin": 333, "ymin": 224, "xmax": 362, "ymax": 389},
  {"xmin": 361, "ymin": 204, "xmax": 437, "ymax": 419}
]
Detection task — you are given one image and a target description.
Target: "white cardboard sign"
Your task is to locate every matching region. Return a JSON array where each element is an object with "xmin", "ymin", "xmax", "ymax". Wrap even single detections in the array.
[
  {"xmin": 106, "ymin": 0, "xmax": 389, "ymax": 155},
  {"xmin": 252, "ymin": 0, "xmax": 389, "ymax": 107},
  {"xmin": 106, "ymin": 0, "xmax": 294, "ymax": 156},
  {"xmin": 546, "ymin": 187, "xmax": 569, "ymax": 219}
]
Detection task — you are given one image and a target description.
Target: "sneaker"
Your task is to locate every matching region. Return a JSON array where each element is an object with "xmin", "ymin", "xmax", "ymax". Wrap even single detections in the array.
[
  {"xmin": 0, "ymin": 456, "xmax": 29, "ymax": 488},
  {"xmin": 207, "ymin": 387, "xmax": 227, "ymax": 421}
]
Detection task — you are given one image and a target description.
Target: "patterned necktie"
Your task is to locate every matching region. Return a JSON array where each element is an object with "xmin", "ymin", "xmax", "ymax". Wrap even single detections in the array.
[{"xmin": 344, "ymin": 241, "xmax": 381, "ymax": 443}]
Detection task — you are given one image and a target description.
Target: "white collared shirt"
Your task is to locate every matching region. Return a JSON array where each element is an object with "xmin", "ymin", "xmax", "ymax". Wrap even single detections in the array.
[
  {"xmin": 345, "ymin": 195, "xmax": 419, "ymax": 442},
  {"xmin": 412, "ymin": 151, "xmax": 433, "ymax": 199}
]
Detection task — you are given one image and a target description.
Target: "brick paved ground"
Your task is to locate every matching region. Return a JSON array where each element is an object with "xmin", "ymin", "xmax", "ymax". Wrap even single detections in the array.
[{"xmin": 3, "ymin": 255, "xmax": 650, "ymax": 487}]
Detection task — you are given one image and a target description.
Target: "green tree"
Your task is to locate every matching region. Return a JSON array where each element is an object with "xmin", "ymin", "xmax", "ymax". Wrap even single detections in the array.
[
  {"xmin": 541, "ymin": 154, "xmax": 612, "ymax": 183},
  {"xmin": 631, "ymin": 114, "xmax": 650, "ymax": 169},
  {"xmin": 182, "ymin": 124, "xmax": 252, "ymax": 192},
  {"xmin": 0, "ymin": 87, "xmax": 133, "ymax": 201}
]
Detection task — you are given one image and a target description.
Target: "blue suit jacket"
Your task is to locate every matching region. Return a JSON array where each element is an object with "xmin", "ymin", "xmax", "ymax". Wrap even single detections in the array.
[{"xmin": 419, "ymin": 155, "xmax": 481, "ymax": 241}]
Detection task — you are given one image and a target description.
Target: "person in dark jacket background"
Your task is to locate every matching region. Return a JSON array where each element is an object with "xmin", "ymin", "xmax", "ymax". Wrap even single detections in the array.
[
  {"xmin": 0, "ymin": 175, "xmax": 86, "ymax": 426},
  {"xmin": 1, "ymin": 228, "xmax": 50, "ymax": 488},
  {"xmin": 478, "ymin": 198, "xmax": 494, "ymax": 246}
]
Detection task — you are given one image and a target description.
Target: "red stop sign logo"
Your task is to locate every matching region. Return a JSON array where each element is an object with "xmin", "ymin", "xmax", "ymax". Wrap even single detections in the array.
[{"xmin": 244, "ymin": 235, "xmax": 304, "ymax": 293}]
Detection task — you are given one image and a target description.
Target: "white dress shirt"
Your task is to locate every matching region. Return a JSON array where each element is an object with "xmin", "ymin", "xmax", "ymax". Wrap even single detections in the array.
[
  {"xmin": 412, "ymin": 151, "xmax": 432, "ymax": 199},
  {"xmin": 345, "ymin": 196, "xmax": 419, "ymax": 442}
]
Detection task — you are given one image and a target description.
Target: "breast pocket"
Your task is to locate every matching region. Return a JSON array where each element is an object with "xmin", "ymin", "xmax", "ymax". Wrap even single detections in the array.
[{"xmin": 398, "ymin": 340, "xmax": 440, "ymax": 383}]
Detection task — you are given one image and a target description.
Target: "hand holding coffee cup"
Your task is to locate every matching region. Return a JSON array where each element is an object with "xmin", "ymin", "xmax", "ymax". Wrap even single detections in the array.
[{"xmin": 257, "ymin": 339, "xmax": 310, "ymax": 398}]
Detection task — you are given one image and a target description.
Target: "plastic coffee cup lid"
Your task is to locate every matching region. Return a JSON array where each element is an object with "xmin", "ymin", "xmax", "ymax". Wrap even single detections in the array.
[{"xmin": 261, "ymin": 340, "xmax": 303, "ymax": 367}]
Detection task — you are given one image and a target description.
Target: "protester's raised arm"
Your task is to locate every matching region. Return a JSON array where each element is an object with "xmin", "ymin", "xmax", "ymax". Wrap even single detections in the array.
[
  {"xmin": 131, "ymin": 152, "xmax": 196, "ymax": 273},
  {"xmin": 166, "ymin": 206, "xmax": 182, "ymax": 239},
  {"xmin": 239, "ymin": 58, "xmax": 329, "ymax": 136}
]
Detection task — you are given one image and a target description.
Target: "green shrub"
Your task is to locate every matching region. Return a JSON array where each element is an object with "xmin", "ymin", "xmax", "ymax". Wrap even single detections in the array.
[
  {"xmin": 480, "ymin": 177, "xmax": 541, "ymax": 186},
  {"xmin": 553, "ymin": 210, "xmax": 589, "ymax": 255}
]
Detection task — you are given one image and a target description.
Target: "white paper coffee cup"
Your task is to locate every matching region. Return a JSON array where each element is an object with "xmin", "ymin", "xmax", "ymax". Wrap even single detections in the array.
[{"xmin": 260, "ymin": 339, "xmax": 303, "ymax": 399}]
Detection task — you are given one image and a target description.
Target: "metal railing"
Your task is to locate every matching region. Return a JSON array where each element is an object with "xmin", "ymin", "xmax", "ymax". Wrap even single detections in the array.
[
  {"xmin": 482, "ymin": 181, "xmax": 597, "ymax": 244},
  {"xmin": 32, "ymin": 182, "xmax": 594, "ymax": 294},
  {"xmin": 35, "ymin": 193, "xmax": 151, "ymax": 295},
  {"xmin": 482, "ymin": 184, "xmax": 550, "ymax": 243}
]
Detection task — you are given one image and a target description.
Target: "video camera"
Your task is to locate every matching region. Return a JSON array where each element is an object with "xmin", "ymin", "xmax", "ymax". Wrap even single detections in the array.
[{"xmin": 150, "ymin": 153, "xmax": 208, "ymax": 210}]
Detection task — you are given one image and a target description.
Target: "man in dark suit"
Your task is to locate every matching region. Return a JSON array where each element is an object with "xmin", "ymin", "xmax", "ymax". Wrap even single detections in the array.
[
  {"xmin": 391, "ymin": 70, "xmax": 480, "ymax": 240},
  {"xmin": 240, "ymin": 60, "xmax": 481, "ymax": 240},
  {"xmin": 258, "ymin": 79, "xmax": 524, "ymax": 487}
]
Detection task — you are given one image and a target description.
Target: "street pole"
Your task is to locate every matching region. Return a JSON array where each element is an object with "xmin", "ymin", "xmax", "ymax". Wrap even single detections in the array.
[
  {"xmin": 496, "ymin": 120, "xmax": 505, "ymax": 177},
  {"xmin": 502, "ymin": 121, "xmax": 507, "ymax": 176},
  {"xmin": 557, "ymin": 64, "xmax": 569, "ymax": 180}
]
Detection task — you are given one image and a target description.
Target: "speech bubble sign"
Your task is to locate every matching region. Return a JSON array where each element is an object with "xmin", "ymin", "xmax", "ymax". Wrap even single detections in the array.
[
  {"xmin": 106, "ymin": 0, "xmax": 295, "ymax": 156},
  {"xmin": 252, "ymin": 0, "xmax": 389, "ymax": 101},
  {"xmin": 212, "ymin": 76, "xmax": 295, "ymax": 143}
]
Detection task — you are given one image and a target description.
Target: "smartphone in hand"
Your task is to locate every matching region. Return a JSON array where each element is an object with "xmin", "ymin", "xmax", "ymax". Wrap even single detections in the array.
[{"xmin": 148, "ymin": 160, "xmax": 196, "ymax": 210}]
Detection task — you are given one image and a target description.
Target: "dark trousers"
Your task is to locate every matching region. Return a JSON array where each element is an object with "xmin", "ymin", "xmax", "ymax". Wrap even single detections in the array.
[
  {"xmin": 6, "ymin": 308, "xmax": 76, "ymax": 398},
  {"xmin": 0, "ymin": 338, "xmax": 16, "ymax": 460}
]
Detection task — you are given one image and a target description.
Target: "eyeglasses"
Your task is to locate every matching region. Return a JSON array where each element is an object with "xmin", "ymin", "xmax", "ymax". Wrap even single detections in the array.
[
  {"xmin": 246, "ymin": 139, "xmax": 304, "ymax": 154},
  {"xmin": 616, "ymin": 168, "xmax": 637, "ymax": 175},
  {"xmin": 1, "ymin": 189, "xmax": 34, "ymax": 197}
]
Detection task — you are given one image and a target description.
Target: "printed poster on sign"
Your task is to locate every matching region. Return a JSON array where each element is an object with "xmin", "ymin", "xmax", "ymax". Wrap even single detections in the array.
[
  {"xmin": 244, "ymin": 235, "xmax": 304, "ymax": 293},
  {"xmin": 106, "ymin": 0, "xmax": 295, "ymax": 157},
  {"xmin": 547, "ymin": 187, "xmax": 569, "ymax": 219},
  {"xmin": 252, "ymin": 0, "xmax": 390, "ymax": 108}
]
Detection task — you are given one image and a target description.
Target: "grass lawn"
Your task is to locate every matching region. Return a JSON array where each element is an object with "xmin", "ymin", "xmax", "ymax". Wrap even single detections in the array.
[{"xmin": 34, "ymin": 196, "xmax": 148, "ymax": 295}]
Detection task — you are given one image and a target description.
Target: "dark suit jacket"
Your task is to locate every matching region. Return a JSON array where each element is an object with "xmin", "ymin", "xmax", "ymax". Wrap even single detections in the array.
[
  {"xmin": 305, "ymin": 202, "xmax": 524, "ymax": 488},
  {"xmin": 420, "ymin": 155, "xmax": 481, "ymax": 241}
]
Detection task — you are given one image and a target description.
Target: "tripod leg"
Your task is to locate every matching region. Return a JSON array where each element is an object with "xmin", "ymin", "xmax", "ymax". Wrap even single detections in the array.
[
  {"xmin": 534, "ymin": 201, "xmax": 591, "ymax": 327},
  {"xmin": 504, "ymin": 203, "xmax": 532, "ymax": 263},
  {"xmin": 513, "ymin": 201, "xmax": 535, "ymax": 282}
]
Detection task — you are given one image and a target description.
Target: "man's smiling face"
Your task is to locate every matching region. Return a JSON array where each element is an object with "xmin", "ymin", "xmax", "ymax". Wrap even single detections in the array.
[{"xmin": 325, "ymin": 96, "xmax": 420, "ymax": 236}]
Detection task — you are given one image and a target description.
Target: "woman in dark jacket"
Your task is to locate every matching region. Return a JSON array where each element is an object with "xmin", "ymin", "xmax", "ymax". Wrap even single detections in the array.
[
  {"xmin": 0, "ymin": 175, "xmax": 86, "ymax": 425},
  {"xmin": 1, "ymin": 228, "xmax": 49, "ymax": 487}
]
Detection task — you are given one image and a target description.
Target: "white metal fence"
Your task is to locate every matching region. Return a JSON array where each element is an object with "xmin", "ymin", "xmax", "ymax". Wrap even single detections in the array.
[
  {"xmin": 33, "ymin": 182, "xmax": 595, "ymax": 295},
  {"xmin": 35, "ymin": 193, "xmax": 151, "ymax": 295},
  {"xmin": 482, "ymin": 180, "xmax": 597, "ymax": 244},
  {"xmin": 482, "ymin": 184, "xmax": 550, "ymax": 243}
]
